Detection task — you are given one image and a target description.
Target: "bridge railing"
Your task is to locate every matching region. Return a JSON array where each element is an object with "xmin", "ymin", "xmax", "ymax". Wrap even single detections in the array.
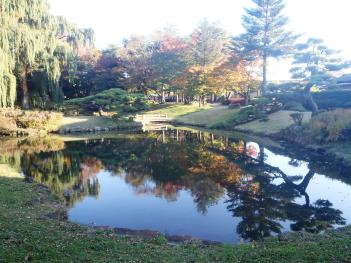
[{"xmin": 135, "ymin": 114, "xmax": 168, "ymax": 123}]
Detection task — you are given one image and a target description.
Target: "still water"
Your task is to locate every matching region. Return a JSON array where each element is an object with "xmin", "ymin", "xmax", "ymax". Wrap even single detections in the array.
[{"xmin": 1, "ymin": 128, "xmax": 351, "ymax": 243}]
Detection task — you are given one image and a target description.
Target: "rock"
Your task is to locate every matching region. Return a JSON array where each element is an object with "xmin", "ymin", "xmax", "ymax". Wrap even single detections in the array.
[
  {"xmin": 24, "ymin": 177, "xmax": 34, "ymax": 183},
  {"xmin": 46, "ymin": 209, "xmax": 68, "ymax": 220},
  {"xmin": 278, "ymin": 233, "xmax": 289, "ymax": 242},
  {"xmin": 165, "ymin": 235, "xmax": 195, "ymax": 243},
  {"xmin": 202, "ymin": 239, "xmax": 222, "ymax": 245},
  {"xmin": 70, "ymin": 126, "xmax": 82, "ymax": 133},
  {"xmin": 63, "ymin": 189, "xmax": 74, "ymax": 198}
]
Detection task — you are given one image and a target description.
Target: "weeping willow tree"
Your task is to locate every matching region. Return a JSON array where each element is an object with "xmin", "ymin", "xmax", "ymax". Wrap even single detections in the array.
[{"xmin": 0, "ymin": 0, "xmax": 94, "ymax": 109}]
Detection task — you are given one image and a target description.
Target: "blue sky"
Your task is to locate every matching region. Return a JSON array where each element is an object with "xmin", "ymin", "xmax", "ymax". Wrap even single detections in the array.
[{"xmin": 49, "ymin": 0, "xmax": 351, "ymax": 80}]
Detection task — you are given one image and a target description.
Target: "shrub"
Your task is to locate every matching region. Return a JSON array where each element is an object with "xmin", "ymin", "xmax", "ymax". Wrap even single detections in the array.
[
  {"xmin": 313, "ymin": 90, "xmax": 351, "ymax": 109},
  {"xmin": 306, "ymin": 109, "xmax": 351, "ymax": 142},
  {"xmin": 0, "ymin": 109, "xmax": 63, "ymax": 134},
  {"xmin": 290, "ymin": 113, "xmax": 304, "ymax": 126},
  {"xmin": 270, "ymin": 90, "xmax": 351, "ymax": 111},
  {"xmin": 0, "ymin": 115, "xmax": 18, "ymax": 135},
  {"xmin": 64, "ymin": 88, "xmax": 152, "ymax": 115}
]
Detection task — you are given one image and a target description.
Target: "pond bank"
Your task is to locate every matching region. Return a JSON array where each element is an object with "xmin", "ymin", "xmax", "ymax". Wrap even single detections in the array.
[
  {"xmin": 1, "ymin": 165, "xmax": 351, "ymax": 262},
  {"xmin": 156, "ymin": 105, "xmax": 350, "ymax": 165}
]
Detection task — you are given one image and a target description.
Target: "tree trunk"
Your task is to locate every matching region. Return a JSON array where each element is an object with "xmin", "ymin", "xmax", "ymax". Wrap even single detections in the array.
[
  {"xmin": 161, "ymin": 86, "xmax": 166, "ymax": 104},
  {"xmin": 244, "ymin": 92, "xmax": 250, "ymax": 106},
  {"xmin": 259, "ymin": 145, "xmax": 265, "ymax": 164},
  {"xmin": 21, "ymin": 66, "xmax": 30, "ymax": 109},
  {"xmin": 304, "ymin": 84, "xmax": 319, "ymax": 114},
  {"xmin": 176, "ymin": 92, "xmax": 179, "ymax": 103},
  {"xmin": 211, "ymin": 93, "xmax": 215, "ymax": 103},
  {"xmin": 262, "ymin": 53, "xmax": 267, "ymax": 96}
]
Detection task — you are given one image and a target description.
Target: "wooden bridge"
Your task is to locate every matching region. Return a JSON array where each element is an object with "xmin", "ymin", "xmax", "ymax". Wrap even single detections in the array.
[
  {"xmin": 135, "ymin": 114, "xmax": 168, "ymax": 124},
  {"xmin": 142, "ymin": 123, "xmax": 168, "ymax": 132}
]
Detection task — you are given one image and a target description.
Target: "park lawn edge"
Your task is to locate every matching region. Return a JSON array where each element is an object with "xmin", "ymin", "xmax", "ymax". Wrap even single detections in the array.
[{"xmin": 1, "ymin": 176, "xmax": 351, "ymax": 262}]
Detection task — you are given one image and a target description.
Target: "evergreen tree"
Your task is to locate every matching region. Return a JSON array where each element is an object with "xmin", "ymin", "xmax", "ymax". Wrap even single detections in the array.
[
  {"xmin": 290, "ymin": 38, "xmax": 350, "ymax": 113},
  {"xmin": 234, "ymin": 0, "xmax": 296, "ymax": 95}
]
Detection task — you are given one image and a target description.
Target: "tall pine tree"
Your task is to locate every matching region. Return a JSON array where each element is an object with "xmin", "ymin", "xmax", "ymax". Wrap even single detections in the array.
[{"xmin": 234, "ymin": 0, "xmax": 296, "ymax": 95}]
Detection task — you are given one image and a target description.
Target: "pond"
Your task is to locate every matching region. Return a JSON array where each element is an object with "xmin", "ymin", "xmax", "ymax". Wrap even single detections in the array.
[{"xmin": 1, "ymin": 128, "xmax": 351, "ymax": 243}]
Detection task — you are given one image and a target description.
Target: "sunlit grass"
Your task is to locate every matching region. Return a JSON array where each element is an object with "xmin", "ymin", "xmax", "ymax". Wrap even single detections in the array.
[
  {"xmin": 0, "ymin": 164, "xmax": 21, "ymax": 178},
  {"xmin": 176, "ymin": 106, "xmax": 240, "ymax": 127},
  {"xmin": 236, "ymin": 110, "xmax": 312, "ymax": 135},
  {"xmin": 59, "ymin": 116, "xmax": 117, "ymax": 129},
  {"xmin": 144, "ymin": 104, "xmax": 213, "ymax": 119},
  {"xmin": 145, "ymin": 104, "xmax": 239, "ymax": 127}
]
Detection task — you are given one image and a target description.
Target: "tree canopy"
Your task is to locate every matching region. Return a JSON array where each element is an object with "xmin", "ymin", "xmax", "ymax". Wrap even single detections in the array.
[
  {"xmin": 0, "ymin": 0, "xmax": 93, "ymax": 108},
  {"xmin": 290, "ymin": 38, "xmax": 350, "ymax": 113}
]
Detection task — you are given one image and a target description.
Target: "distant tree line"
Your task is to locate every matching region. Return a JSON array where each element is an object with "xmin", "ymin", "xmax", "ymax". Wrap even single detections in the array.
[{"xmin": 0, "ymin": 0, "xmax": 349, "ymax": 111}]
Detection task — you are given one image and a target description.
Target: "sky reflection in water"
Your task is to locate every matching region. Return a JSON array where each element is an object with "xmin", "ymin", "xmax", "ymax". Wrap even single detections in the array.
[{"xmin": 2, "ymin": 129, "xmax": 351, "ymax": 243}]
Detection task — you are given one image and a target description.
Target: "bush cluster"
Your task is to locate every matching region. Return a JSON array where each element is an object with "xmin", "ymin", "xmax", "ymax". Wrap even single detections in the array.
[
  {"xmin": 270, "ymin": 90, "xmax": 351, "ymax": 111},
  {"xmin": 313, "ymin": 91, "xmax": 351, "ymax": 109},
  {"xmin": 0, "ymin": 109, "xmax": 63, "ymax": 135},
  {"xmin": 64, "ymin": 88, "xmax": 153, "ymax": 115},
  {"xmin": 279, "ymin": 109, "xmax": 351, "ymax": 144},
  {"xmin": 211, "ymin": 98, "xmax": 282, "ymax": 129},
  {"xmin": 305, "ymin": 109, "xmax": 351, "ymax": 143}
]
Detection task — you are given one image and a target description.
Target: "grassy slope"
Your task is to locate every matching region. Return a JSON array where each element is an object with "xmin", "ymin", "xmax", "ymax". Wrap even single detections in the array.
[
  {"xmin": 145, "ymin": 105, "xmax": 313, "ymax": 134},
  {"xmin": 1, "ymin": 177, "xmax": 351, "ymax": 262},
  {"xmin": 144, "ymin": 104, "xmax": 212, "ymax": 119},
  {"xmin": 59, "ymin": 116, "xmax": 118, "ymax": 129},
  {"xmin": 58, "ymin": 116, "xmax": 141, "ymax": 131},
  {"xmin": 236, "ymin": 111, "xmax": 312, "ymax": 135},
  {"xmin": 145, "ymin": 104, "xmax": 239, "ymax": 128}
]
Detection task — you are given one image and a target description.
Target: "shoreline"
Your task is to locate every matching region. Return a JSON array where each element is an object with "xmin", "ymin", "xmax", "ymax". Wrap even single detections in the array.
[{"xmin": 2, "ymin": 175, "xmax": 351, "ymax": 262}]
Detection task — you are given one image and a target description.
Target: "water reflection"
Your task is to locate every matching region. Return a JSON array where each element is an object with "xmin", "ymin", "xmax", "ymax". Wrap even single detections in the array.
[{"xmin": 0, "ymin": 129, "xmax": 350, "ymax": 243}]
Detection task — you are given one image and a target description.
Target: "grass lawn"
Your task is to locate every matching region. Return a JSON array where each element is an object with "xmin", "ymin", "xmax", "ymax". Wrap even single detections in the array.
[
  {"xmin": 145, "ymin": 104, "xmax": 239, "ymax": 128},
  {"xmin": 58, "ymin": 116, "xmax": 141, "ymax": 131},
  {"xmin": 176, "ymin": 106, "xmax": 240, "ymax": 127},
  {"xmin": 144, "ymin": 104, "xmax": 213, "ymax": 119},
  {"xmin": 59, "ymin": 116, "xmax": 118, "ymax": 129},
  {"xmin": 1, "ymin": 176, "xmax": 351, "ymax": 262},
  {"xmin": 235, "ymin": 110, "xmax": 312, "ymax": 135}
]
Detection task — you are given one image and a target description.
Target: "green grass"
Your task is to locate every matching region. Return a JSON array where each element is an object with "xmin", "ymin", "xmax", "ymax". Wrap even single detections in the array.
[
  {"xmin": 145, "ymin": 104, "xmax": 212, "ymax": 119},
  {"xmin": 58, "ymin": 116, "xmax": 142, "ymax": 132},
  {"xmin": 1, "ymin": 176, "xmax": 351, "ymax": 262},
  {"xmin": 145, "ymin": 104, "xmax": 239, "ymax": 127},
  {"xmin": 236, "ymin": 111, "xmax": 312, "ymax": 135},
  {"xmin": 59, "ymin": 116, "xmax": 119, "ymax": 129},
  {"xmin": 176, "ymin": 106, "xmax": 240, "ymax": 127}
]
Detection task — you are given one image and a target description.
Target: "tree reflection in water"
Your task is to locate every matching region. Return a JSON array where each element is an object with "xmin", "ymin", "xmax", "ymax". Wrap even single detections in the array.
[{"xmin": 0, "ymin": 130, "xmax": 348, "ymax": 241}]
